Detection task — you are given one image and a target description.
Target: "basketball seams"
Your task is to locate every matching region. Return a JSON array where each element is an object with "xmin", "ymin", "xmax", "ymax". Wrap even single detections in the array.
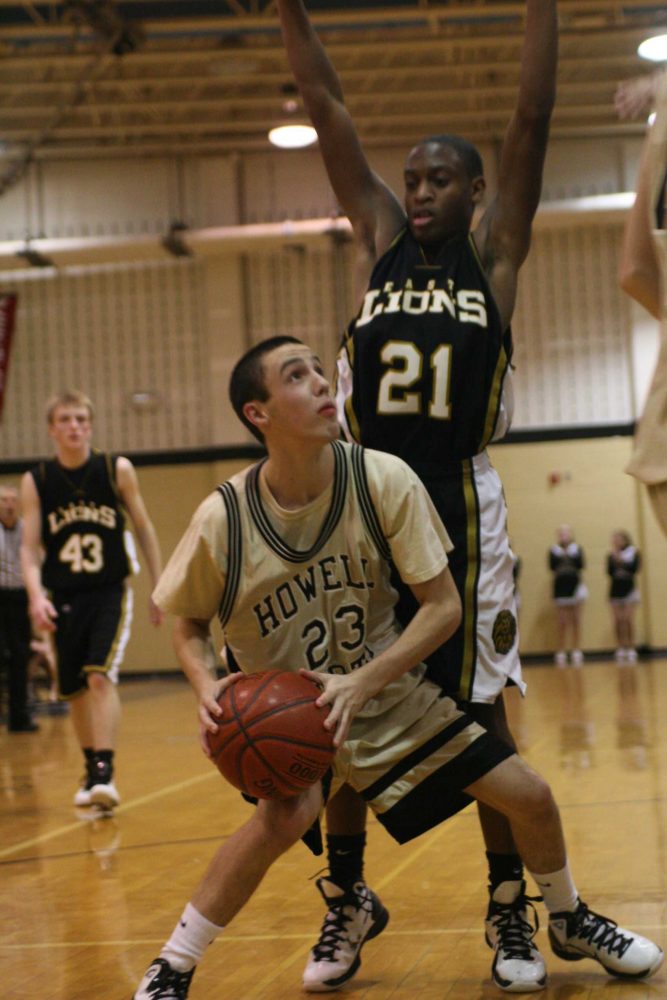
[
  {"xmin": 212, "ymin": 697, "xmax": 331, "ymax": 752},
  {"xmin": 207, "ymin": 670, "xmax": 335, "ymax": 799},
  {"xmin": 240, "ymin": 741, "xmax": 329, "ymax": 796},
  {"xmin": 220, "ymin": 671, "xmax": 281, "ymax": 752}
]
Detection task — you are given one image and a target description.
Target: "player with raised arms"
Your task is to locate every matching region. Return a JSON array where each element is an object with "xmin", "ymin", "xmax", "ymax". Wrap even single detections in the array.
[{"xmin": 274, "ymin": 0, "xmax": 562, "ymax": 989}]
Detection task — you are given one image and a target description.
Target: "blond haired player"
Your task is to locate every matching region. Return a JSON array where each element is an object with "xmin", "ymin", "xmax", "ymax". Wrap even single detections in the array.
[{"xmin": 21, "ymin": 390, "xmax": 164, "ymax": 808}]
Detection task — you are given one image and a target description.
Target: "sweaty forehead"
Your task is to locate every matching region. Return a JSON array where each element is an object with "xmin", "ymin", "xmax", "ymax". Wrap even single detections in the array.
[{"xmin": 405, "ymin": 142, "xmax": 462, "ymax": 173}]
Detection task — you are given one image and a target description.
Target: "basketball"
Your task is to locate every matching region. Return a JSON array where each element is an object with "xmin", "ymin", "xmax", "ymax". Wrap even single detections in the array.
[{"xmin": 207, "ymin": 670, "xmax": 336, "ymax": 800}]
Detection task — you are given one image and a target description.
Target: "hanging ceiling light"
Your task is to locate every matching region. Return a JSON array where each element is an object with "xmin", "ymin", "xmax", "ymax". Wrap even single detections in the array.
[
  {"xmin": 268, "ymin": 123, "xmax": 318, "ymax": 149},
  {"xmin": 268, "ymin": 86, "xmax": 318, "ymax": 149},
  {"xmin": 638, "ymin": 33, "xmax": 667, "ymax": 62}
]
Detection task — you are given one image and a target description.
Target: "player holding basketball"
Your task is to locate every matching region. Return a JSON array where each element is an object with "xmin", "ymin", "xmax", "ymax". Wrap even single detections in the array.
[
  {"xmin": 20, "ymin": 390, "xmax": 164, "ymax": 808},
  {"xmin": 275, "ymin": 0, "xmax": 557, "ymax": 990},
  {"xmin": 132, "ymin": 337, "xmax": 662, "ymax": 999}
]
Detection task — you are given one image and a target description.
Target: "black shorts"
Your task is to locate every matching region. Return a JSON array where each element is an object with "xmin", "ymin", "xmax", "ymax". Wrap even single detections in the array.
[{"xmin": 51, "ymin": 583, "xmax": 133, "ymax": 699}]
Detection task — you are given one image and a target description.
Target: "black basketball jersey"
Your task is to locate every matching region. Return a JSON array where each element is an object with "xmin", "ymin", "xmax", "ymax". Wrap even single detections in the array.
[
  {"xmin": 31, "ymin": 451, "xmax": 130, "ymax": 592},
  {"xmin": 335, "ymin": 229, "xmax": 512, "ymax": 468}
]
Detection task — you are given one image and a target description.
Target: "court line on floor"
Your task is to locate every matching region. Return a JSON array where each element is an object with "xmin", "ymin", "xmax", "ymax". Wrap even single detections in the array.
[
  {"xmin": 6, "ymin": 921, "xmax": 667, "ymax": 952},
  {"xmin": 0, "ymin": 769, "xmax": 217, "ymax": 860}
]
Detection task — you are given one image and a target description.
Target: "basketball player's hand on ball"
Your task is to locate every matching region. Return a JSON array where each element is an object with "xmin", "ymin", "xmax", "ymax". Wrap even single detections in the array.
[
  {"xmin": 300, "ymin": 668, "xmax": 374, "ymax": 747},
  {"xmin": 197, "ymin": 672, "xmax": 244, "ymax": 757}
]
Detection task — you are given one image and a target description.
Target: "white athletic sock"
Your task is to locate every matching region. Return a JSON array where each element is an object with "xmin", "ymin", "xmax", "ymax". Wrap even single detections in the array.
[
  {"xmin": 160, "ymin": 902, "xmax": 224, "ymax": 972},
  {"xmin": 530, "ymin": 864, "xmax": 578, "ymax": 915}
]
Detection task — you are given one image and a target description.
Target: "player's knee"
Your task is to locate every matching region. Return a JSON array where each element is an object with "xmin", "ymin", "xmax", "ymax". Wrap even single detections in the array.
[
  {"xmin": 256, "ymin": 789, "xmax": 321, "ymax": 853},
  {"xmin": 517, "ymin": 771, "xmax": 557, "ymax": 825},
  {"xmin": 86, "ymin": 670, "xmax": 110, "ymax": 693}
]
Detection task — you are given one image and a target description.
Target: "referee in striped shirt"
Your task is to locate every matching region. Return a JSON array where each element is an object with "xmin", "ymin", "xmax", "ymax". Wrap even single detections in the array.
[{"xmin": 0, "ymin": 484, "xmax": 38, "ymax": 732}]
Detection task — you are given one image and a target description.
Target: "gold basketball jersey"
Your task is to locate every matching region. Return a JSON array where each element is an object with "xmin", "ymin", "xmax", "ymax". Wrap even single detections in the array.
[{"xmin": 155, "ymin": 441, "xmax": 452, "ymax": 719}]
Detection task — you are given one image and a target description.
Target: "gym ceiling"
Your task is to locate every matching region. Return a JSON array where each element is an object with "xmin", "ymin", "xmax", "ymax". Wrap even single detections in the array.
[{"xmin": 0, "ymin": 1, "xmax": 665, "ymax": 164}]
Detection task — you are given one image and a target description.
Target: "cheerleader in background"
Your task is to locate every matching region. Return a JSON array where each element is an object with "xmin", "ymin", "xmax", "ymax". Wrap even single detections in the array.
[
  {"xmin": 607, "ymin": 530, "xmax": 641, "ymax": 663},
  {"xmin": 549, "ymin": 525, "xmax": 587, "ymax": 666}
]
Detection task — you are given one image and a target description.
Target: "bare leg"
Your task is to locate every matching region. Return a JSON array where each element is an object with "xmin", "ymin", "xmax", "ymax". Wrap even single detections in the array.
[
  {"xmin": 556, "ymin": 605, "xmax": 568, "ymax": 652},
  {"xmin": 612, "ymin": 604, "xmax": 624, "ymax": 648},
  {"xmin": 570, "ymin": 604, "xmax": 582, "ymax": 652},
  {"xmin": 86, "ymin": 670, "xmax": 121, "ymax": 749},
  {"xmin": 466, "ymin": 755, "xmax": 566, "ymax": 875},
  {"xmin": 192, "ymin": 784, "xmax": 322, "ymax": 925},
  {"xmin": 617, "ymin": 604, "xmax": 634, "ymax": 649},
  {"xmin": 69, "ymin": 690, "xmax": 94, "ymax": 749},
  {"xmin": 627, "ymin": 605, "xmax": 637, "ymax": 649},
  {"xmin": 467, "ymin": 696, "xmax": 518, "ymax": 856}
]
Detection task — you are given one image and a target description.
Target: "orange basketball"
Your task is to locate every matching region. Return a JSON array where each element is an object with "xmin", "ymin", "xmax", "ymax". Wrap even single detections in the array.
[{"xmin": 206, "ymin": 670, "xmax": 336, "ymax": 800}]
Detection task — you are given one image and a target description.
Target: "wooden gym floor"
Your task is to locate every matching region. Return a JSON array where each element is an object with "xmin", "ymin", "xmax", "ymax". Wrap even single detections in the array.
[{"xmin": 1, "ymin": 658, "xmax": 666, "ymax": 1000}]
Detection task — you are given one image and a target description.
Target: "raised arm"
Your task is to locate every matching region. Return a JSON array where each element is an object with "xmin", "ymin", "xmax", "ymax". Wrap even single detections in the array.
[
  {"xmin": 619, "ymin": 133, "xmax": 662, "ymax": 319},
  {"xmin": 618, "ymin": 72, "xmax": 667, "ymax": 320},
  {"xmin": 276, "ymin": 0, "xmax": 404, "ymax": 261},
  {"xmin": 476, "ymin": 0, "xmax": 558, "ymax": 328}
]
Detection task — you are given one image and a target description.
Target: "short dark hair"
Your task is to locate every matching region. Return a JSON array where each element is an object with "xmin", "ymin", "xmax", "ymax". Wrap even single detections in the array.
[
  {"xmin": 229, "ymin": 335, "xmax": 304, "ymax": 443},
  {"xmin": 418, "ymin": 133, "xmax": 484, "ymax": 180}
]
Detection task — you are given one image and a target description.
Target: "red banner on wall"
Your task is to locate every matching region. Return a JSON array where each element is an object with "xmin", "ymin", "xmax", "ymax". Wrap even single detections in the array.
[{"xmin": 0, "ymin": 293, "xmax": 18, "ymax": 421}]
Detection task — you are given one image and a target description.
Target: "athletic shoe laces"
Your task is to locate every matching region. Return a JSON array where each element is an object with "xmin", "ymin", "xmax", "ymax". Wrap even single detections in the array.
[
  {"xmin": 312, "ymin": 885, "xmax": 364, "ymax": 962},
  {"xmin": 568, "ymin": 903, "xmax": 633, "ymax": 959},
  {"xmin": 490, "ymin": 894, "xmax": 541, "ymax": 961},
  {"xmin": 141, "ymin": 961, "xmax": 193, "ymax": 999}
]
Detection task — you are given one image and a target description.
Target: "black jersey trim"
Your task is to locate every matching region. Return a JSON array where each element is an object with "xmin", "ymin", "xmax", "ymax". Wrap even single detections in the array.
[
  {"xmin": 217, "ymin": 482, "xmax": 242, "ymax": 628},
  {"xmin": 244, "ymin": 442, "xmax": 348, "ymax": 564},
  {"xmin": 459, "ymin": 458, "xmax": 481, "ymax": 700},
  {"xmin": 388, "ymin": 226, "xmax": 407, "ymax": 253},
  {"xmin": 350, "ymin": 445, "xmax": 392, "ymax": 562},
  {"xmin": 106, "ymin": 453, "xmax": 123, "ymax": 506},
  {"xmin": 480, "ymin": 345, "xmax": 511, "ymax": 451}
]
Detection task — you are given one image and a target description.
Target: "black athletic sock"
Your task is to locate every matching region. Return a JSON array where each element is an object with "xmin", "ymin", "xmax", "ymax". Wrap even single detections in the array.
[
  {"xmin": 486, "ymin": 851, "xmax": 524, "ymax": 891},
  {"xmin": 91, "ymin": 749, "xmax": 114, "ymax": 785},
  {"xmin": 83, "ymin": 747, "xmax": 96, "ymax": 786},
  {"xmin": 327, "ymin": 832, "xmax": 367, "ymax": 888}
]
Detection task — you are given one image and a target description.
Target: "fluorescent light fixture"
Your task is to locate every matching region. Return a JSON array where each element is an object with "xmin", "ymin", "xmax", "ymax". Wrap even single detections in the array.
[
  {"xmin": 649, "ymin": 111, "xmax": 657, "ymax": 126},
  {"xmin": 638, "ymin": 34, "xmax": 667, "ymax": 62},
  {"xmin": 268, "ymin": 124, "xmax": 317, "ymax": 149}
]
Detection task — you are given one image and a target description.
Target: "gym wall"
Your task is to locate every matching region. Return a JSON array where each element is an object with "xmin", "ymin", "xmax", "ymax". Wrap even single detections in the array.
[{"xmin": 1, "ymin": 133, "xmax": 664, "ymax": 671}]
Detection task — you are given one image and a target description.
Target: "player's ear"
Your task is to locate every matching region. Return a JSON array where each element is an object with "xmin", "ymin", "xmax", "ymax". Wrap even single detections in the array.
[
  {"xmin": 243, "ymin": 401, "xmax": 268, "ymax": 435},
  {"xmin": 471, "ymin": 175, "xmax": 486, "ymax": 205}
]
